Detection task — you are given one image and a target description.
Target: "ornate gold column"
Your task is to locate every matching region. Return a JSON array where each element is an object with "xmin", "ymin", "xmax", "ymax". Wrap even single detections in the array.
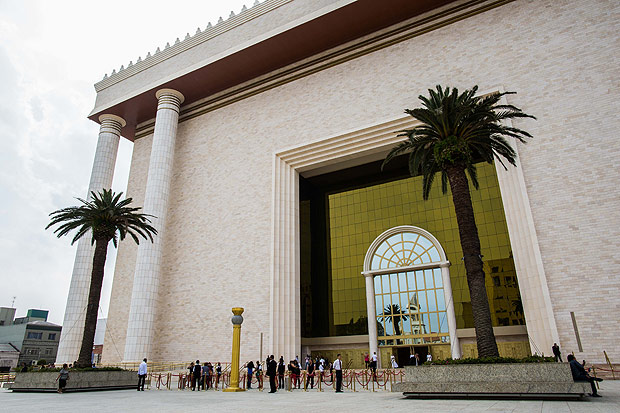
[{"xmin": 223, "ymin": 307, "xmax": 245, "ymax": 392}]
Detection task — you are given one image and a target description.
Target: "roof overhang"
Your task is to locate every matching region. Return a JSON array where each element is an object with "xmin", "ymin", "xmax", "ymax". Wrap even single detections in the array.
[{"xmin": 88, "ymin": 0, "xmax": 457, "ymax": 140}]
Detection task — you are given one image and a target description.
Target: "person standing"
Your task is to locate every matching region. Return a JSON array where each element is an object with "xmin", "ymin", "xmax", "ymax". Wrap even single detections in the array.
[
  {"xmin": 215, "ymin": 362, "xmax": 222, "ymax": 389},
  {"xmin": 305, "ymin": 359, "xmax": 315, "ymax": 390},
  {"xmin": 277, "ymin": 357, "xmax": 285, "ymax": 389},
  {"xmin": 426, "ymin": 353, "xmax": 432, "ymax": 363},
  {"xmin": 55, "ymin": 363, "xmax": 69, "ymax": 393},
  {"xmin": 202, "ymin": 362, "xmax": 210, "ymax": 390},
  {"xmin": 193, "ymin": 360, "xmax": 202, "ymax": 391},
  {"xmin": 246, "ymin": 360, "xmax": 254, "ymax": 389},
  {"xmin": 552, "ymin": 343, "xmax": 562, "ymax": 362},
  {"xmin": 370, "ymin": 352, "xmax": 378, "ymax": 381},
  {"xmin": 267, "ymin": 355, "xmax": 277, "ymax": 393},
  {"xmin": 137, "ymin": 358, "xmax": 148, "ymax": 391},
  {"xmin": 390, "ymin": 355, "xmax": 398, "ymax": 369},
  {"xmin": 333, "ymin": 354, "xmax": 343, "ymax": 392},
  {"xmin": 364, "ymin": 353, "xmax": 370, "ymax": 369}
]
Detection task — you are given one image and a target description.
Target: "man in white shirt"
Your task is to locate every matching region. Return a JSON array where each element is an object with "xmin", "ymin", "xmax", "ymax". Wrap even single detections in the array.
[
  {"xmin": 426, "ymin": 353, "xmax": 432, "ymax": 363},
  {"xmin": 137, "ymin": 358, "xmax": 148, "ymax": 391},
  {"xmin": 333, "ymin": 354, "xmax": 343, "ymax": 392}
]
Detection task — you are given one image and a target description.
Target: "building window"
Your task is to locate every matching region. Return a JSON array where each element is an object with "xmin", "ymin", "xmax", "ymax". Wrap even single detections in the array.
[
  {"xmin": 370, "ymin": 230, "xmax": 449, "ymax": 346},
  {"xmin": 27, "ymin": 332, "xmax": 43, "ymax": 339},
  {"xmin": 26, "ymin": 348, "xmax": 39, "ymax": 355},
  {"xmin": 48, "ymin": 333, "xmax": 56, "ymax": 340}
]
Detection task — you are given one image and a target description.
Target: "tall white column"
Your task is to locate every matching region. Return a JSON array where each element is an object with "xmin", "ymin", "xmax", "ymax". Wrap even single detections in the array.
[
  {"xmin": 364, "ymin": 274, "xmax": 380, "ymax": 368},
  {"xmin": 56, "ymin": 114, "xmax": 125, "ymax": 364},
  {"xmin": 123, "ymin": 89, "xmax": 184, "ymax": 362},
  {"xmin": 440, "ymin": 263, "xmax": 461, "ymax": 358}
]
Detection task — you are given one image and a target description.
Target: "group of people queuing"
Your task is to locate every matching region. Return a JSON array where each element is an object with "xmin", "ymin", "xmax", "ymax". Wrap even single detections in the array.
[
  {"xmin": 187, "ymin": 360, "xmax": 223, "ymax": 391},
  {"xmin": 246, "ymin": 354, "xmax": 346, "ymax": 393}
]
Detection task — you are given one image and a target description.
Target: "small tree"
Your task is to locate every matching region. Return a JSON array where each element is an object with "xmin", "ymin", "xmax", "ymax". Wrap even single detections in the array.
[
  {"xmin": 47, "ymin": 189, "xmax": 157, "ymax": 367},
  {"xmin": 383, "ymin": 85, "xmax": 534, "ymax": 357}
]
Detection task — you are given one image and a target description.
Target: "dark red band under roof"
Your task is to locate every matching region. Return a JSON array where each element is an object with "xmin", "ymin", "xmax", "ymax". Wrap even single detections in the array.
[{"xmin": 89, "ymin": 0, "xmax": 456, "ymax": 140}]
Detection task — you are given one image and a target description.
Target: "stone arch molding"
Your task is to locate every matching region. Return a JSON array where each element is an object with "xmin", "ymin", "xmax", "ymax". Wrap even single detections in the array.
[
  {"xmin": 363, "ymin": 225, "xmax": 449, "ymax": 273},
  {"xmin": 361, "ymin": 225, "xmax": 460, "ymax": 360}
]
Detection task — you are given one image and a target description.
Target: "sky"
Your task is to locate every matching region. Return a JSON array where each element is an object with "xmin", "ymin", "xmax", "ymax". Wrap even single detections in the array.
[{"xmin": 0, "ymin": 0, "xmax": 251, "ymax": 325}]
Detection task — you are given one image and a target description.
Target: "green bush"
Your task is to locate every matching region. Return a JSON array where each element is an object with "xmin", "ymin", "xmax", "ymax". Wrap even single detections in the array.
[
  {"xmin": 36, "ymin": 359, "xmax": 47, "ymax": 366},
  {"xmin": 31, "ymin": 367, "xmax": 125, "ymax": 373},
  {"xmin": 424, "ymin": 355, "xmax": 555, "ymax": 365}
]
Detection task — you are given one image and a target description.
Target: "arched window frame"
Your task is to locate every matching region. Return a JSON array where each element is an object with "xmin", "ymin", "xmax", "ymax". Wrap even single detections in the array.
[{"xmin": 362, "ymin": 225, "xmax": 461, "ymax": 360}]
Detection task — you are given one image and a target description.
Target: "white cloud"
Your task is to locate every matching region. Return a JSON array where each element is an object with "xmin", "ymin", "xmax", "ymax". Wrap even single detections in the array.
[{"xmin": 0, "ymin": 0, "xmax": 251, "ymax": 324}]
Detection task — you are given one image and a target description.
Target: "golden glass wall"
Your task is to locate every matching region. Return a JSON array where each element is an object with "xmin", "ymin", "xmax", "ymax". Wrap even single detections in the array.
[{"xmin": 327, "ymin": 162, "xmax": 525, "ymax": 334}]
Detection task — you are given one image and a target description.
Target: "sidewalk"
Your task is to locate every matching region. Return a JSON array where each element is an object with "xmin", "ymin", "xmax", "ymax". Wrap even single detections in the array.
[{"xmin": 2, "ymin": 381, "xmax": 619, "ymax": 412}]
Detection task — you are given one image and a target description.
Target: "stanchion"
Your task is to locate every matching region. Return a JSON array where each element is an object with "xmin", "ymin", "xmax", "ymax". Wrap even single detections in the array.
[{"xmin": 303, "ymin": 370, "xmax": 307, "ymax": 391}]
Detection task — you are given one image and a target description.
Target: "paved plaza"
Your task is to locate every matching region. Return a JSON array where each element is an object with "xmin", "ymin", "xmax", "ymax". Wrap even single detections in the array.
[{"xmin": 2, "ymin": 381, "xmax": 620, "ymax": 412}]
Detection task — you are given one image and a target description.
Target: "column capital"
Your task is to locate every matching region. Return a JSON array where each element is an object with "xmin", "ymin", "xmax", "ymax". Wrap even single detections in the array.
[
  {"xmin": 98, "ymin": 113, "xmax": 127, "ymax": 127},
  {"xmin": 155, "ymin": 88, "xmax": 185, "ymax": 104},
  {"xmin": 98, "ymin": 114, "xmax": 126, "ymax": 136}
]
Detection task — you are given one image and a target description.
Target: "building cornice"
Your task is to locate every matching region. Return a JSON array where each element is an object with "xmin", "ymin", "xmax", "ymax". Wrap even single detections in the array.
[
  {"xmin": 132, "ymin": 0, "xmax": 513, "ymax": 140},
  {"xmin": 94, "ymin": 0, "xmax": 295, "ymax": 92}
]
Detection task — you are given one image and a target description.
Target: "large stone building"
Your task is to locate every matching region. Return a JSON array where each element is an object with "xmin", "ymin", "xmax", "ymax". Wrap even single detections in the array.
[{"xmin": 56, "ymin": 0, "xmax": 619, "ymax": 367}]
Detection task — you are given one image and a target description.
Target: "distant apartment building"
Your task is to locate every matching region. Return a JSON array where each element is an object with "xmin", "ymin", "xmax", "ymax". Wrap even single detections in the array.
[{"xmin": 0, "ymin": 308, "xmax": 62, "ymax": 366}]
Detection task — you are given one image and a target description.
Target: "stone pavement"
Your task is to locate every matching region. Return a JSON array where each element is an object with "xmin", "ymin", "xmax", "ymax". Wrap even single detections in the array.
[{"xmin": 1, "ymin": 381, "xmax": 619, "ymax": 412}]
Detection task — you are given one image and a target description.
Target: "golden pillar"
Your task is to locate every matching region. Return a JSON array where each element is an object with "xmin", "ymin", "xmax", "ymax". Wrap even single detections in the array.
[{"xmin": 223, "ymin": 307, "xmax": 245, "ymax": 392}]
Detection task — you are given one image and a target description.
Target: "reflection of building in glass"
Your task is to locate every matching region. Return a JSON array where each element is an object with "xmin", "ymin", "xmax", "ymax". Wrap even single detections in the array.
[{"xmin": 408, "ymin": 293, "xmax": 426, "ymax": 336}]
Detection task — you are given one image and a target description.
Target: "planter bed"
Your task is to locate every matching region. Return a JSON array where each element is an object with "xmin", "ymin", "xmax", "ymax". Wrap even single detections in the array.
[
  {"xmin": 9, "ymin": 370, "xmax": 136, "ymax": 392},
  {"xmin": 392, "ymin": 363, "xmax": 590, "ymax": 400}
]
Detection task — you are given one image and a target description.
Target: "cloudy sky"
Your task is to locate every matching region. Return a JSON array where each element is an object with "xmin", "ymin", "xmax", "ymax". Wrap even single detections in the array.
[{"xmin": 0, "ymin": 0, "xmax": 250, "ymax": 324}]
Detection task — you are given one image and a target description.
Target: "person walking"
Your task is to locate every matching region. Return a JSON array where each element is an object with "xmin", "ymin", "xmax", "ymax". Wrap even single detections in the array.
[
  {"xmin": 364, "ymin": 353, "xmax": 370, "ymax": 369},
  {"xmin": 277, "ymin": 357, "xmax": 285, "ymax": 389},
  {"xmin": 267, "ymin": 355, "xmax": 278, "ymax": 393},
  {"xmin": 552, "ymin": 343, "xmax": 562, "ymax": 362},
  {"xmin": 246, "ymin": 360, "xmax": 255, "ymax": 389},
  {"xmin": 193, "ymin": 360, "xmax": 202, "ymax": 391},
  {"xmin": 55, "ymin": 363, "xmax": 69, "ymax": 393},
  {"xmin": 333, "ymin": 354, "xmax": 343, "ymax": 392},
  {"xmin": 137, "ymin": 358, "xmax": 148, "ymax": 391}
]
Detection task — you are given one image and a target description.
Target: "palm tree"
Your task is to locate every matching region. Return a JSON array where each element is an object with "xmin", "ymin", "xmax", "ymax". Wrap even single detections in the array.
[
  {"xmin": 383, "ymin": 304, "xmax": 409, "ymax": 344},
  {"xmin": 383, "ymin": 85, "xmax": 535, "ymax": 357},
  {"xmin": 47, "ymin": 189, "xmax": 157, "ymax": 367}
]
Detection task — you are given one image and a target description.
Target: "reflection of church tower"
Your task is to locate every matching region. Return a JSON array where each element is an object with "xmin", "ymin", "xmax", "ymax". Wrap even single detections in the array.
[{"xmin": 408, "ymin": 293, "xmax": 426, "ymax": 334}]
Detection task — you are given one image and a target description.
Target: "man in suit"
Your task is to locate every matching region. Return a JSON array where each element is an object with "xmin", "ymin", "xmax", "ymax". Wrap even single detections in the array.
[
  {"xmin": 267, "ymin": 355, "xmax": 278, "ymax": 393},
  {"xmin": 193, "ymin": 360, "xmax": 202, "ymax": 391},
  {"xmin": 567, "ymin": 354, "xmax": 603, "ymax": 397},
  {"xmin": 552, "ymin": 343, "xmax": 562, "ymax": 362}
]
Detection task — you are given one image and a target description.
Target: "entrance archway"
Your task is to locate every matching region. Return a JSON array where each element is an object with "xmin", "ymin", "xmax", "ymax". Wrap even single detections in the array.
[{"xmin": 362, "ymin": 226, "xmax": 461, "ymax": 366}]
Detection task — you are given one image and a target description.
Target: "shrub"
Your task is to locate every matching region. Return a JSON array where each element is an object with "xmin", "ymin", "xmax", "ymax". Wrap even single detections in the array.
[
  {"xmin": 424, "ymin": 355, "xmax": 555, "ymax": 365},
  {"xmin": 31, "ymin": 367, "xmax": 125, "ymax": 372}
]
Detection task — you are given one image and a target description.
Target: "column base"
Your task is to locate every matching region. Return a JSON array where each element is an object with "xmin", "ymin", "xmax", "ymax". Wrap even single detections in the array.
[{"xmin": 223, "ymin": 387, "xmax": 246, "ymax": 392}]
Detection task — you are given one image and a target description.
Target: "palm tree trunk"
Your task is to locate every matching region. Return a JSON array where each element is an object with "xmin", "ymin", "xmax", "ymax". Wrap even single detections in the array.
[
  {"xmin": 76, "ymin": 237, "xmax": 109, "ymax": 367},
  {"xmin": 446, "ymin": 165, "xmax": 499, "ymax": 358}
]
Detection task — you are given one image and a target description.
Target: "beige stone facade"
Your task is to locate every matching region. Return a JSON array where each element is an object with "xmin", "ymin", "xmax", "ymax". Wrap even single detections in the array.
[{"xmin": 93, "ymin": 0, "xmax": 619, "ymax": 365}]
